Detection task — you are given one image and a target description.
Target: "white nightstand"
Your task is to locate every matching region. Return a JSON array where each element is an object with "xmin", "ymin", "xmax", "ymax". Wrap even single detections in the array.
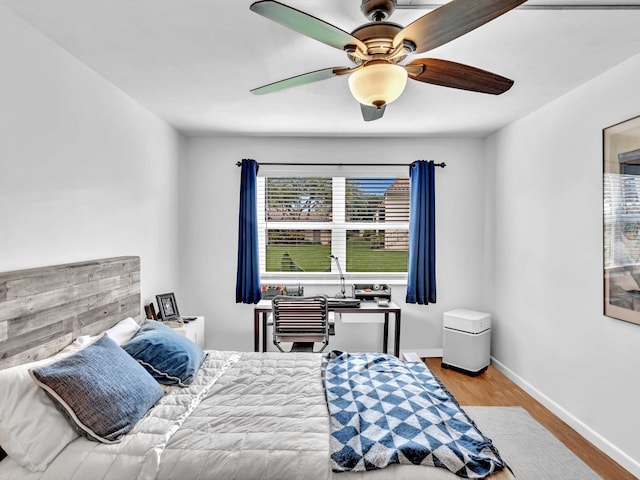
[{"xmin": 173, "ymin": 316, "xmax": 205, "ymax": 348}]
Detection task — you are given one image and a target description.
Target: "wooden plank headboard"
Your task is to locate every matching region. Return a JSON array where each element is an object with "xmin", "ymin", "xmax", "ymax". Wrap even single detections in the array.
[{"xmin": 0, "ymin": 256, "xmax": 140, "ymax": 369}]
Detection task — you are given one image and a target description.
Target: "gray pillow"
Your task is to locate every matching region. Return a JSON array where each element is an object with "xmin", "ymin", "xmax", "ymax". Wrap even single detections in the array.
[{"xmin": 29, "ymin": 335, "xmax": 164, "ymax": 443}]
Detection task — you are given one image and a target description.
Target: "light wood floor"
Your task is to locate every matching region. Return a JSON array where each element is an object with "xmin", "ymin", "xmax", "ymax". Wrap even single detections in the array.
[{"xmin": 424, "ymin": 358, "xmax": 635, "ymax": 480}]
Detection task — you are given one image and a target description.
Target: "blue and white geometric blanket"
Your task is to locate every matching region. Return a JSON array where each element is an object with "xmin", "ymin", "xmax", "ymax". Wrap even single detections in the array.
[{"xmin": 323, "ymin": 351, "xmax": 507, "ymax": 478}]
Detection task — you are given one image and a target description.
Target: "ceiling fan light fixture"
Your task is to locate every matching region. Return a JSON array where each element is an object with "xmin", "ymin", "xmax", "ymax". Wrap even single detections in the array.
[{"xmin": 348, "ymin": 62, "xmax": 407, "ymax": 108}]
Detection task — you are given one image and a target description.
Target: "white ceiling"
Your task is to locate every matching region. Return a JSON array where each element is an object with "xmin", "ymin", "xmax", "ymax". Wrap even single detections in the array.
[{"xmin": 3, "ymin": 0, "xmax": 640, "ymax": 137}]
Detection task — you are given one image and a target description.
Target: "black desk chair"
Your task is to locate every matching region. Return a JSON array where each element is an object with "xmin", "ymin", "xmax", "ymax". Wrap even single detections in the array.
[{"xmin": 272, "ymin": 295, "xmax": 329, "ymax": 353}]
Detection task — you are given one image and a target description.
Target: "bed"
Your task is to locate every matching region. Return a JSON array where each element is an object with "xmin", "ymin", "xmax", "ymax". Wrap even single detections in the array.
[{"xmin": 0, "ymin": 257, "xmax": 514, "ymax": 480}]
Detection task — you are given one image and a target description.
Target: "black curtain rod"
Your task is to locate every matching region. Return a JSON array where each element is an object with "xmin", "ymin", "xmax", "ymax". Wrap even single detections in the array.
[{"xmin": 235, "ymin": 161, "xmax": 446, "ymax": 168}]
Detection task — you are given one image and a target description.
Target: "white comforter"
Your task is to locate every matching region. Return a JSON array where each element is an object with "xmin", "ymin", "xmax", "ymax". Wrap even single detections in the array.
[{"xmin": 0, "ymin": 351, "xmax": 513, "ymax": 480}]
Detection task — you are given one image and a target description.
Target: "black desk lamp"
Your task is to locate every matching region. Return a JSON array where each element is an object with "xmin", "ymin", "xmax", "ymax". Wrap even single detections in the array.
[{"xmin": 328, "ymin": 255, "xmax": 346, "ymax": 298}]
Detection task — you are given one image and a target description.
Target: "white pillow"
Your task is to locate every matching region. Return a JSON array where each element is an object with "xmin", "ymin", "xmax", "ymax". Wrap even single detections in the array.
[
  {"xmin": 0, "ymin": 336, "xmax": 92, "ymax": 472},
  {"xmin": 104, "ymin": 317, "xmax": 141, "ymax": 345}
]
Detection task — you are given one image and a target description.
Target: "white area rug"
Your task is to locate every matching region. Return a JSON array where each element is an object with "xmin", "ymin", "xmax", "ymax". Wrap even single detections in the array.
[{"xmin": 463, "ymin": 406, "xmax": 602, "ymax": 480}]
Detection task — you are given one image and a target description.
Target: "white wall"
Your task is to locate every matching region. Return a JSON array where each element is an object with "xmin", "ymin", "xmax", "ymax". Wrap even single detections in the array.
[
  {"xmin": 0, "ymin": 6, "xmax": 184, "ymax": 305},
  {"xmin": 486, "ymin": 54, "xmax": 640, "ymax": 475},
  {"xmin": 179, "ymin": 136, "xmax": 491, "ymax": 355}
]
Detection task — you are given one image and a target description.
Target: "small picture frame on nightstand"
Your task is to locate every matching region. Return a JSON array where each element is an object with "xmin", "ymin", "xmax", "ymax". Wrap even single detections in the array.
[{"xmin": 156, "ymin": 292, "xmax": 180, "ymax": 321}]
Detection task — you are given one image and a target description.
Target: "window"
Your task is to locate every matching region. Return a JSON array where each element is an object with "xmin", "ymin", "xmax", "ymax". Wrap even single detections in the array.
[
  {"xmin": 604, "ymin": 172, "xmax": 640, "ymax": 269},
  {"xmin": 258, "ymin": 175, "xmax": 410, "ymax": 276}
]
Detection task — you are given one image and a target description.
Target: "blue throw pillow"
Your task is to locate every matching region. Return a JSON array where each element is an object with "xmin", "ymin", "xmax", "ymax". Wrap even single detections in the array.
[
  {"xmin": 29, "ymin": 335, "xmax": 164, "ymax": 444},
  {"xmin": 122, "ymin": 320, "xmax": 206, "ymax": 387}
]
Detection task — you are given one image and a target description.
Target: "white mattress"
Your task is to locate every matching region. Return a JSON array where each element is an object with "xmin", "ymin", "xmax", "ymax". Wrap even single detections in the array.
[{"xmin": 0, "ymin": 351, "xmax": 513, "ymax": 480}]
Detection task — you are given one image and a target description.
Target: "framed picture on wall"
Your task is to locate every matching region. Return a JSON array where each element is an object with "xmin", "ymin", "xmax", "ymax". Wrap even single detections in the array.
[
  {"xmin": 603, "ymin": 114, "xmax": 640, "ymax": 325},
  {"xmin": 156, "ymin": 292, "xmax": 180, "ymax": 321}
]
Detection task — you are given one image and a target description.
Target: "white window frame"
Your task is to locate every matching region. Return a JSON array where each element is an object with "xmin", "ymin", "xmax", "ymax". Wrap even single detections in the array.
[{"xmin": 257, "ymin": 174, "xmax": 409, "ymax": 284}]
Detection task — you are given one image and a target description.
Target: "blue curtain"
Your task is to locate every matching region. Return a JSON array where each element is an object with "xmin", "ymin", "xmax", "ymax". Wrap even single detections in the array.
[
  {"xmin": 406, "ymin": 160, "xmax": 437, "ymax": 305},
  {"xmin": 235, "ymin": 159, "xmax": 262, "ymax": 304}
]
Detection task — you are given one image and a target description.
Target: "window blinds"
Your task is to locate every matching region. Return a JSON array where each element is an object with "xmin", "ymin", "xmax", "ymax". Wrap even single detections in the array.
[{"xmin": 261, "ymin": 176, "xmax": 410, "ymax": 274}]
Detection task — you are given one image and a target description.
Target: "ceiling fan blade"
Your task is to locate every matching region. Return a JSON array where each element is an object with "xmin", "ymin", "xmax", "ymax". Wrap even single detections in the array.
[
  {"xmin": 393, "ymin": 0, "xmax": 526, "ymax": 54},
  {"xmin": 250, "ymin": 1, "xmax": 367, "ymax": 52},
  {"xmin": 361, "ymin": 103, "xmax": 386, "ymax": 122},
  {"xmin": 407, "ymin": 58, "xmax": 514, "ymax": 95},
  {"xmin": 251, "ymin": 67, "xmax": 349, "ymax": 95}
]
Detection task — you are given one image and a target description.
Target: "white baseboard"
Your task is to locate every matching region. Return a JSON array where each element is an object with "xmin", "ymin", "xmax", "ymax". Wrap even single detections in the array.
[
  {"xmin": 400, "ymin": 348, "xmax": 442, "ymax": 358},
  {"xmin": 490, "ymin": 356, "xmax": 640, "ymax": 478}
]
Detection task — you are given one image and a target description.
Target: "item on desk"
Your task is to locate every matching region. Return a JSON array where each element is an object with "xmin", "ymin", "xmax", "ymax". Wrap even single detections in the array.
[
  {"xmin": 352, "ymin": 284, "xmax": 391, "ymax": 301},
  {"xmin": 377, "ymin": 298, "xmax": 389, "ymax": 307},
  {"xmin": 328, "ymin": 255, "xmax": 346, "ymax": 299},
  {"xmin": 327, "ymin": 298, "xmax": 361, "ymax": 308},
  {"xmin": 261, "ymin": 284, "xmax": 304, "ymax": 299}
]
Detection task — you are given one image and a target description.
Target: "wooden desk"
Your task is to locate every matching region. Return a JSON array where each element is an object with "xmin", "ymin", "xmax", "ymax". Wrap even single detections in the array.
[{"xmin": 253, "ymin": 299, "xmax": 402, "ymax": 357}]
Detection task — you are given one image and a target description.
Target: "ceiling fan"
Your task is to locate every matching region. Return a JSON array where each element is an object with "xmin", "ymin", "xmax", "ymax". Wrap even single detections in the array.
[{"xmin": 250, "ymin": 0, "xmax": 526, "ymax": 121}]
